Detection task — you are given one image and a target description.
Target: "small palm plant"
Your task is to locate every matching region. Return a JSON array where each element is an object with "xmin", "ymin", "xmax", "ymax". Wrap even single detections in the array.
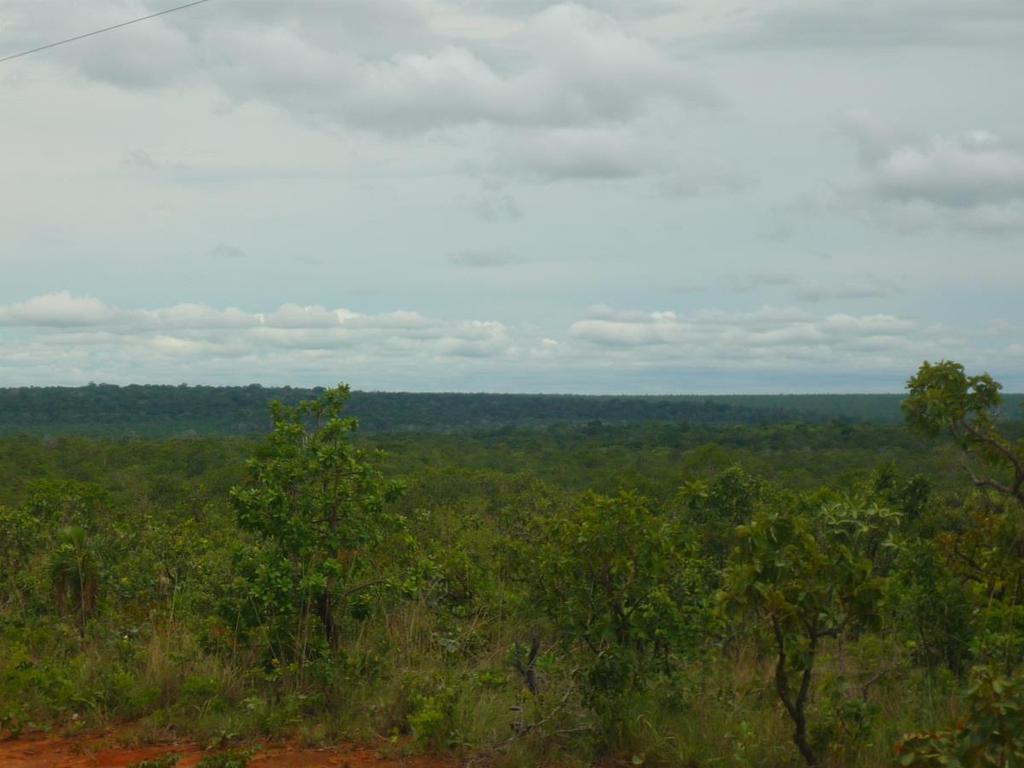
[{"xmin": 50, "ymin": 526, "xmax": 99, "ymax": 634}]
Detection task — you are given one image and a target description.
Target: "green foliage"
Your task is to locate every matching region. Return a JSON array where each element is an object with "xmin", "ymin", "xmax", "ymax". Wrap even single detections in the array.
[
  {"xmin": 523, "ymin": 491, "xmax": 712, "ymax": 710},
  {"xmin": 676, "ymin": 465, "xmax": 777, "ymax": 564},
  {"xmin": 408, "ymin": 685, "xmax": 459, "ymax": 750},
  {"xmin": 904, "ymin": 361, "xmax": 1004, "ymax": 439},
  {"xmin": 873, "ymin": 463, "xmax": 933, "ymax": 520},
  {"xmin": 896, "ymin": 666, "xmax": 1024, "ymax": 767},
  {"xmin": 972, "ymin": 603, "xmax": 1024, "ymax": 673},
  {"xmin": 885, "ymin": 539, "xmax": 974, "ymax": 672},
  {"xmin": 720, "ymin": 498, "xmax": 899, "ymax": 766},
  {"xmin": 3, "ymin": 361, "xmax": 1024, "ymax": 768},
  {"xmin": 905, "ymin": 360, "xmax": 1024, "ymax": 506},
  {"xmin": 228, "ymin": 385, "xmax": 402, "ymax": 660},
  {"xmin": 0, "ymin": 504, "xmax": 43, "ymax": 613},
  {"xmin": 722, "ymin": 499, "xmax": 897, "ymax": 647},
  {"xmin": 195, "ymin": 748, "xmax": 257, "ymax": 768},
  {"xmin": 49, "ymin": 526, "xmax": 100, "ymax": 633},
  {"xmin": 7, "ymin": 384, "xmax": 1003, "ymax": 438},
  {"xmin": 23, "ymin": 480, "xmax": 111, "ymax": 530}
]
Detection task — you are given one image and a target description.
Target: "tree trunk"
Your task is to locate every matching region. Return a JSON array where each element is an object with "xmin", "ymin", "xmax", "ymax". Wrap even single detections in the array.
[
  {"xmin": 773, "ymin": 618, "xmax": 818, "ymax": 767},
  {"xmin": 317, "ymin": 591, "xmax": 338, "ymax": 650}
]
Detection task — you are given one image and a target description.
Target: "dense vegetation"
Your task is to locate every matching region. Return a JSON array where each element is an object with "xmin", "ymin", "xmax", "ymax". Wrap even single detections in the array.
[
  {"xmin": 2, "ymin": 361, "xmax": 1024, "ymax": 766},
  {"xmin": 3, "ymin": 384, "xmax": 1022, "ymax": 437}
]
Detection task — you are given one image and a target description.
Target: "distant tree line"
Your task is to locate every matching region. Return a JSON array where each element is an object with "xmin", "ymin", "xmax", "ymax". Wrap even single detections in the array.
[{"xmin": 1, "ymin": 383, "xmax": 1020, "ymax": 437}]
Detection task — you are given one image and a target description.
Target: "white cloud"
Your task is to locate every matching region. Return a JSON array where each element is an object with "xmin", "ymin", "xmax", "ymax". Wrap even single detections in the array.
[
  {"xmin": 0, "ymin": 292, "xmax": 113, "ymax": 327},
  {"xmin": 844, "ymin": 113, "xmax": 1024, "ymax": 232},
  {"xmin": 0, "ymin": 293, "xmax": 1019, "ymax": 390},
  {"xmin": 15, "ymin": 2, "xmax": 703, "ymax": 134},
  {"xmin": 569, "ymin": 305, "xmax": 925, "ymax": 371},
  {"xmin": 0, "ymin": 293, "xmax": 519, "ymax": 369},
  {"xmin": 1, "ymin": 1, "xmax": 718, "ymax": 188},
  {"xmin": 872, "ymin": 133, "xmax": 1024, "ymax": 208}
]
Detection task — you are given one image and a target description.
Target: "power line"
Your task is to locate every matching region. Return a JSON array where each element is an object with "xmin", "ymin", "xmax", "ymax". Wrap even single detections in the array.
[{"xmin": 0, "ymin": 0, "xmax": 214, "ymax": 65}]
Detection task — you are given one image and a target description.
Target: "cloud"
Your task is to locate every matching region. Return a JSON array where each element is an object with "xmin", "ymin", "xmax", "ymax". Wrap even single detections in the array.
[
  {"xmin": 0, "ymin": 293, "xmax": 430, "ymax": 335},
  {"xmin": 2, "ymin": 1, "xmax": 719, "ymax": 190},
  {"xmin": 123, "ymin": 149, "xmax": 158, "ymax": 171},
  {"xmin": 568, "ymin": 305, "xmax": 925, "ymax": 371},
  {"xmin": 21, "ymin": 2, "xmax": 705, "ymax": 134},
  {"xmin": 659, "ymin": 172, "xmax": 750, "ymax": 198},
  {"xmin": 728, "ymin": 272, "xmax": 798, "ymax": 293},
  {"xmin": 358, "ymin": 4, "xmax": 707, "ymax": 132},
  {"xmin": 737, "ymin": 0, "xmax": 1024, "ymax": 49},
  {"xmin": 0, "ymin": 293, "xmax": 1019, "ymax": 390},
  {"xmin": 791, "ymin": 279, "xmax": 896, "ymax": 303},
  {"xmin": 498, "ymin": 126, "xmax": 658, "ymax": 180},
  {"xmin": 1, "ymin": 2, "xmax": 197, "ymax": 88},
  {"xmin": 0, "ymin": 292, "xmax": 113, "ymax": 327},
  {"xmin": 0, "ymin": 292, "xmax": 517, "ymax": 362},
  {"xmin": 449, "ymin": 250, "xmax": 519, "ymax": 268},
  {"xmin": 843, "ymin": 113, "xmax": 1024, "ymax": 232},
  {"xmin": 471, "ymin": 188, "xmax": 523, "ymax": 220},
  {"xmin": 727, "ymin": 271, "xmax": 897, "ymax": 303},
  {"xmin": 208, "ymin": 244, "xmax": 248, "ymax": 260}
]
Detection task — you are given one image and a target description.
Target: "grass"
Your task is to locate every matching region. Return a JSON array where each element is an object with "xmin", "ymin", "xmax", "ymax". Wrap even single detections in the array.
[{"xmin": 1, "ymin": 603, "xmax": 966, "ymax": 767}]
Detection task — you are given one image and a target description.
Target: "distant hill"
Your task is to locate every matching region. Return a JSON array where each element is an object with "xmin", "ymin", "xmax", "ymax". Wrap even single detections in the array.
[{"xmin": 0, "ymin": 384, "xmax": 1020, "ymax": 437}]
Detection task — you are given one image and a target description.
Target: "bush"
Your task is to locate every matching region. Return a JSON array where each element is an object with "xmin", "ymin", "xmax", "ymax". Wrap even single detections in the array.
[{"xmin": 896, "ymin": 666, "xmax": 1024, "ymax": 767}]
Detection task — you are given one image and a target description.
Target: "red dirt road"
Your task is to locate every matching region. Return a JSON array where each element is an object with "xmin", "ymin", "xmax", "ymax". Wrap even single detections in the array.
[{"xmin": 0, "ymin": 734, "xmax": 453, "ymax": 768}]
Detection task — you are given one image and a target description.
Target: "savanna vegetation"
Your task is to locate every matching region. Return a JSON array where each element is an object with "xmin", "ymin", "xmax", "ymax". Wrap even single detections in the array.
[{"xmin": 2, "ymin": 361, "xmax": 1024, "ymax": 767}]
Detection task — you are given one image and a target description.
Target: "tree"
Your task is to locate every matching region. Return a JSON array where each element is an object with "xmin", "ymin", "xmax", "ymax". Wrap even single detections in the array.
[
  {"xmin": 904, "ymin": 361, "xmax": 1024, "ymax": 713},
  {"xmin": 229, "ymin": 385, "xmax": 401, "ymax": 661},
  {"xmin": 522, "ymin": 491, "xmax": 711, "ymax": 708},
  {"xmin": 904, "ymin": 361, "xmax": 1024, "ymax": 506},
  {"xmin": 719, "ymin": 499, "xmax": 898, "ymax": 767},
  {"xmin": 675, "ymin": 465, "xmax": 774, "ymax": 565}
]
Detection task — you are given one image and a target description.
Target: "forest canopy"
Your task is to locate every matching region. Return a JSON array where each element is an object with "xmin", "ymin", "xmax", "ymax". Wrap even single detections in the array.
[{"xmin": 1, "ymin": 383, "xmax": 1022, "ymax": 437}]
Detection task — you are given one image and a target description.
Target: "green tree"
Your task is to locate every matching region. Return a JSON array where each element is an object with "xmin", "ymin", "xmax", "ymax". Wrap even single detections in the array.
[
  {"xmin": 719, "ymin": 499, "xmax": 898, "ymax": 767},
  {"xmin": 885, "ymin": 538, "xmax": 973, "ymax": 673},
  {"xmin": 523, "ymin": 491, "xmax": 711, "ymax": 707},
  {"xmin": 904, "ymin": 361, "xmax": 1023, "ymax": 506},
  {"xmin": 904, "ymin": 362, "xmax": 1024, "ymax": 671},
  {"xmin": 675, "ymin": 465, "xmax": 774, "ymax": 564},
  {"xmin": 229, "ymin": 385, "xmax": 401, "ymax": 661}
]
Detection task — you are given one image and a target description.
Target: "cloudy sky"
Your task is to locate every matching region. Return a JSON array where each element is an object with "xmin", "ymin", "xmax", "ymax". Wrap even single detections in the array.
[{"xmin": 1, "ymin": 0, "xmax": 1022, "ymax": 392}]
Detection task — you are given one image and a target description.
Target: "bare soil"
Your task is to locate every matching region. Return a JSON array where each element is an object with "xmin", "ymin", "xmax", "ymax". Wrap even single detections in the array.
[{"xmin": 0, "ymin": 732, "xmax": 453, "ymax": 768}]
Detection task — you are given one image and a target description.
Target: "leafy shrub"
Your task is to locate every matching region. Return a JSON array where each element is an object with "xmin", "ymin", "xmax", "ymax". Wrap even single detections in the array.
[
  {"xmin": 885, "ymin": 540, "xmax": 974, "ymax": 673},
  {"xmin": 522, "ymin": 491, "xmax": 712, "ymax": 704},
  {"xmin": 408, "ymin": 690, "xmax": 457, "ymax": 751},
  {"xmin": 895, "ymin": 666, "xmax": 1024, "ymax": 767}
]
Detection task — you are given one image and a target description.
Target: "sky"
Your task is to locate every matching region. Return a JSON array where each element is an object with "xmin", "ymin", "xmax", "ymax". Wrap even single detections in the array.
[{"xmin": 1, "ymin": 0, "xmax": 1022, "ymax": 393}]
